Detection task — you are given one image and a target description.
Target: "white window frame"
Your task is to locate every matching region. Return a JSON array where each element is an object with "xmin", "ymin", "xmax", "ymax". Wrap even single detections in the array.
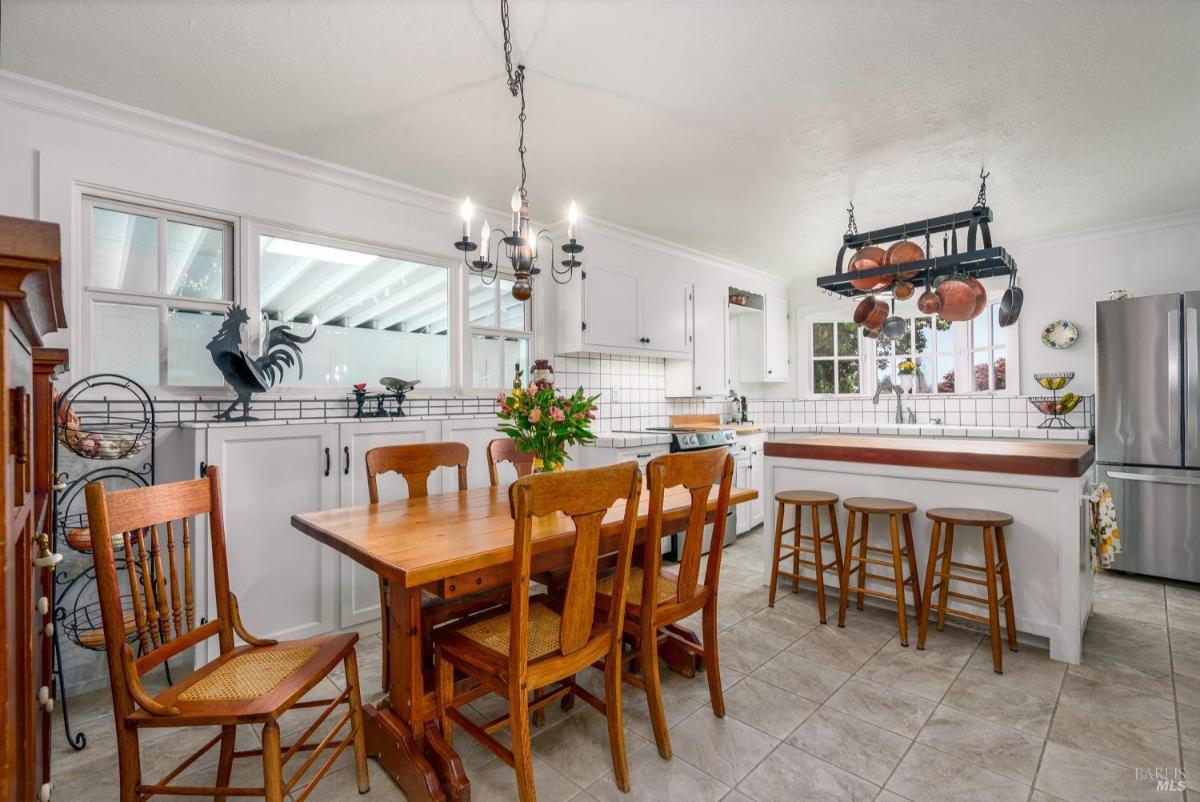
[
  {"xmin": 464, "ymin": 269, "xmax": 535, "ymax": 394},
  {"xmin": 81, "ymin": 193, "xmax": 237, "ymax": 394},
  {"xmin": 245, "ymin": 221, "xmax": 458, "ymax": 396},
  {"xmin": 874, "ymin": 313, "xmax": 958, "ymax": 395},
  {"xmin": 966, "ymin": 299, "xmax": 1013, "ymax": 394},
  {"xmin": 808, "ymin": 316, "xmax": 866, "ymax": 397}
]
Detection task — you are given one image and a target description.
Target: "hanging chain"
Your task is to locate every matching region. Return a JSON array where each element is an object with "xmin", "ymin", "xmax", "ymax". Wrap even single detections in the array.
[
  {"xmin": 845, "ymin": 201, "xmax": 858, "ymax": 236},
  {"xmin": 973, "ymin": 166, "xmax": 989, "ymax": 209},
  {"xmin": 500, "ymin": 0, "xmax": 528, "ymax": 200}
]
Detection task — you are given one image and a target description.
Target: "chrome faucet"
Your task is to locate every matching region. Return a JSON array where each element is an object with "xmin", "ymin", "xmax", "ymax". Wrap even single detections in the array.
[{"xmin": 873, "ymin": 382, "xmax": 905, "ymax": 424}]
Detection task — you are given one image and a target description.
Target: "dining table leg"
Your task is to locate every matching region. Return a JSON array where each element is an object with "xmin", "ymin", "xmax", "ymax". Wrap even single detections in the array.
[{"xmin": 360, "ymin": 581, "xmax": 470, "ymax": 801}]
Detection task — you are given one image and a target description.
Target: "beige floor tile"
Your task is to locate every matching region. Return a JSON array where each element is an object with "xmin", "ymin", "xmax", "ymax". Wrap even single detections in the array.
[
  {"xmin": 1179, "ymin": 702, "xmax": 1200, "ymax": 749},
  {"xmin": 714, "ymin": 619, "xmax": 794, "ymax": 675},
  {"xmin": 1059, "ymin": 673, "xmax": 1177, "ymax": 737},
  {"xmin": 786, "ymin": 705, "xmax": 910, "ymax": 785},
  {"xmin": 958, "ymin": 642, "xmax": 1067, "ymax": 702},
  {"xmin": 941, "ymin": 673, "xmax": 1056, "ymax": 736},
  {"xmin": 1092, "ymin": 593, "xmax": 1168, "ymax": 627},
  {"xmin": 1049, "ymin": 703, "xmax": 1184, "ymax": 771},
  {"xmin": 824, "ymin": 678, "xmax": 936, "ymax": 739},
  {"xmin": 721, "ymin": 676, "xmax": 819, "ymax": 739},
  {"xmin": 467, "ymin": 752, "xmax": 582, "ymax": 802},
  {"xmin": 916, "ymin": 705, "xmax": 1045, "ymax": 783},
  {"xmin": 668, "ymin": 707, "xmax": 780, "ymax": 786},
  {"xmin": 1086, "ymin": 608, "xmax": 1169, "ymax": 642},
  {"xmin": 1036, "ymin": 741, "xmax": 1184, "ymax": 802},
  {"xmin": 585, "ymin": 746, "xmax": 730, "ymax": 802},
  {"xmin": 721, "ymin": 791, "xmax": 755, "ymax": 802},
  {"xmin": 716, "ymin": 586, "xmax": 770, "ymax": 630},
  {"xmin": 787, "ymin": 618, "xmax": 894, "ymax": 673},
  {"xmin": 750, "ymin": 649, "xmax": 850, "ymax": 703},
  {"xmin": 1069, "ymin": 646, "xmax": 1175, "ymax": 701},
  {"xmin": 885, "ymin": 742, "xmax": 1028, "ymax": 802},
  {"xmin": 735, "ymin": 742, "xmax": 878, "ymax": 802},
  {"xmin": 1169, "ymin": 605, "xmax": 1200, "ymax": 633},
  {"xmin": 740, "ymin": 603, "xmax": 820, "ymax": 643},
  {"xmin": 854, "ymin": 640, "xmax": 966, "ymax": 702},
  {"xmin": 530, "ymin": 707, "xmax": 651, "ymax": 788}
]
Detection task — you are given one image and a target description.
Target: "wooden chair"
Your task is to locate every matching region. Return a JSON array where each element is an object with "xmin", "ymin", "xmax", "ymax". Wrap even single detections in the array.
[
  {"xmin": 434, "ymin": 462, "xmax": 643, "ymax": 801},
  {"xmin": 486, "ymin": 437, "xmax": 535, "ymax": 485},
  {"xmin": 84, "ymin": 466, "xmax": 368, "ymax": 801},
  {"xmin": 366, "ymin": 442, "xmax": 508, "ymax": 689},
  {"xmin": 596, "ymin": 448, "xmax": 734, "ymax": 760}
]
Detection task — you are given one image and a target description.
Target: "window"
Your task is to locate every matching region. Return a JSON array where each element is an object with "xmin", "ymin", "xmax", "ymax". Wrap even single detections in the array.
[
  {"xmin": 811, "ymin": 321, "xmax": 861, "ymax": 395},
  {"xmin": 969, "ymin": 302, "xmax": 1007, "ymax": 391},
  {"xmin": 466, "ymin": 273, "xmax": 532, "ymax": 391},
  {"xmin": 876, "ymin": 315, "xmax": 956, "ymax": 393},
  {"xmin": 84, "ymin": 196, "xmax": 233, "ymax": 388},
  {"xmin": 257, "ymin": 234, "xmax": 450, "ymax": 390}
]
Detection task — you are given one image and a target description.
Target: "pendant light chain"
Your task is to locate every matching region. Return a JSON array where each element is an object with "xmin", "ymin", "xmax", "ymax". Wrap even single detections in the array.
[{"xmin": 501, "ymin": 0, "xmax": 528, "ymax": 201}]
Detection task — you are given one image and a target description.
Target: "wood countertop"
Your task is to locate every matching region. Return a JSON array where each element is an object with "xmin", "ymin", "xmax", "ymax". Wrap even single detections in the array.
[
  {"xmin": 669, "ymin": 414, "xmax": 766, "ymax": 435},
  {"xmin": 764, "ymin": 434, "xmax": 1094, "ymax": 478}
]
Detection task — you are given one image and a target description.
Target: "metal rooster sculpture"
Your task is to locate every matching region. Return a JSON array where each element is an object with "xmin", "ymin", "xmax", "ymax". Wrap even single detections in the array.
[{"xmin": 207, "ymin": 305, "xmax": 315, "ymax": 421}]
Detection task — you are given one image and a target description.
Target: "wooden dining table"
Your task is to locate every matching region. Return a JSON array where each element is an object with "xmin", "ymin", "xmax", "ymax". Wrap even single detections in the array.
[{"xmin": 291, "ymin": 481, "xmax": 757, "ymax": 802}]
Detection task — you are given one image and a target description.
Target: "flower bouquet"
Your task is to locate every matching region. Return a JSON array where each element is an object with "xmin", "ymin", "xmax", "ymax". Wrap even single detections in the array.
[
  {"xmin": 897, "ymin": 359, "xmax": 916, "ymax": 393},
  {"xmin": 496, "ymin": 370, "xmax": 600, "ymax": 472}
]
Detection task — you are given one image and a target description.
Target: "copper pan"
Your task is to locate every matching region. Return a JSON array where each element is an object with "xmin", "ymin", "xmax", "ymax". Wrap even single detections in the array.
[
  {"xmin": 936, "ymin": 274, "xmax": 977, "ymax": 321},
  {"xmin": 853, "ymin": 294, "xmax": 877, "ymax": 325},
  {"xmin": 884, "ymin": 239, "xmax": 924, "ymax": 280},
  {"xmin": 965, "ymin": 276, "xmax": 988, "ymax": 319},
  {"xmin": 848, "ymin": 245, "xmax": 891, "ymax": 292},
  {"xmin": 863, "ymin": 298, "xmax": 889, "ymax": 330}
]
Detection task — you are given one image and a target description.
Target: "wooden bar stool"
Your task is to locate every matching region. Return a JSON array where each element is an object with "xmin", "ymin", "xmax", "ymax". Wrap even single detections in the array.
[
  {"xmin": 768, "ymin": 490, "xmax": 843, "ymax": 623},
  {"xmin": 918, "ymin": 507, "xmax": 1018, "ymax": 673},
  {"xmin": 837, "ymin": 497, "xmax": 922, "ymax": 646}
]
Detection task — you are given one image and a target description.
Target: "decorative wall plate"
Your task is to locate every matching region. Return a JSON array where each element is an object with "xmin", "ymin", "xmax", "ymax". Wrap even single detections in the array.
[{"xmin": 1041, "ymin": 320, "xmax": 1079, "ymax": 349}]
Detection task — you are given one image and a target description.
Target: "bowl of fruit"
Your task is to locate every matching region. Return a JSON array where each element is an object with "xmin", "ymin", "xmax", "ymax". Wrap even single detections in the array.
[
  {"xmin": 1029, "ymin": 392, "xmax": 1081, "ymax": 416},
  {"xmin": 1034, "ymin": 372, "xmax": 1075, "ymax": 391}
]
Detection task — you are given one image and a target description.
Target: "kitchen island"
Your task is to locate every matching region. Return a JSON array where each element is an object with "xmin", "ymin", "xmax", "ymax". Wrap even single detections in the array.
[{"xmin": 763, "ymin": 434, "xmax": 1096, "ymax": 663}]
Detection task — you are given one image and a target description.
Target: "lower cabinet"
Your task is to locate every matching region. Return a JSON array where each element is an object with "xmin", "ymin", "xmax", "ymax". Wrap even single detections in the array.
[
  {"xmin": 734, "ymin": 434, "xmax": 766, "ymax": 534},
  {"xmin": 189, "ymin": 416, "xmax": 506, "ymax": 660}
]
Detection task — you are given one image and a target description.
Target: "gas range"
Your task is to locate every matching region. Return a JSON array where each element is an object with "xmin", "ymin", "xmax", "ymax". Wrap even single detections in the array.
[{"xmin": 626, "ymin": 426, "xmax": 737, "ymax": 452}]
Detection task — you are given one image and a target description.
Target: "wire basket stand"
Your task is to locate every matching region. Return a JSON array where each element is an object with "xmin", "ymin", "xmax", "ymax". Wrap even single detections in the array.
[{"xmin": 51, "ymin": 373, "xmax": 157, "ymax": 751}]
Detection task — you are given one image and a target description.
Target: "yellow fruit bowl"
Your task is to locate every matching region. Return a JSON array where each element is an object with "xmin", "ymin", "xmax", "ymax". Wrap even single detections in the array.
[{"xmin": 1034, "ymin": 372, "xmax": 1074, "ymax": 391}]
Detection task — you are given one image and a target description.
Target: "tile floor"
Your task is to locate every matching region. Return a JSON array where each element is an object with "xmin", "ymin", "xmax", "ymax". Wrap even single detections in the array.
[{"xmin": 51, "ymin": 527, "xmax": 1200, "ymax": 801}]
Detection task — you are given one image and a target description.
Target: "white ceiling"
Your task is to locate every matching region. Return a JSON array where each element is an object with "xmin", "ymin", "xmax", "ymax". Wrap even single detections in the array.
[{"xmin": 4, "ymin": 0, "xmax": 1199, "ymax": 279}]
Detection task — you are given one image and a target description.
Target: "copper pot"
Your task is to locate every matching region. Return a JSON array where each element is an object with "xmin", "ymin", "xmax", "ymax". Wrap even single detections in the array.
[
  {"xmin": 853, "ymin": 294, "xmax": 877, "ymax": 325},
  {"xmin": 893, "ymin": 280, "xmax": 915, "ymax": 301},
  {"xmin": 848, "ymin": 245, "xmax": 891, "ymax": 292},
  {"xmin": 965, "ymin": 276, "xmax": 988, "ymax": 319},
  {"xmin": 916, "ymin": 272, "xmax": 941, "ymax": 314},
  {"xmin": 862, "ymin": 297, "xmax": 889, "ymax": 330},
  {"xmin": 885, "ymin": 239, "xmax": 924, "ymax": 280},
  {"xmin": 936, "ymin": 275, "xmax": 977, "ymax": 321}
]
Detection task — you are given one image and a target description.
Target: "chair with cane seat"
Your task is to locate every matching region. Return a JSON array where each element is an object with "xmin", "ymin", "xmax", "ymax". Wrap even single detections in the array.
[
  {"xmin": 84, "ymin": 466, "xmax": 368, "ymax": 801},
  {"xmin": 595, "ymin": 447, "xmax": 735, "ymax": 760},
  {"xmin": 434, "ymin": 461, "xmax": 643, "ymax": 801}
]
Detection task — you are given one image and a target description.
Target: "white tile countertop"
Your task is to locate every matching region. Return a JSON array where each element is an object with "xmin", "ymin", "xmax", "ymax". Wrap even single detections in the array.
[
  {"xmin": 180, "ymin": 412, "xmax": 500, "ymax": 429},
  {"xmin": 585, "ymin": 423, "xmax": 1092, "ymax": 448}
]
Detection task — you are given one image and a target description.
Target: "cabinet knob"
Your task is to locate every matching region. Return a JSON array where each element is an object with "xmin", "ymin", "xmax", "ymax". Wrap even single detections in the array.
[{"xmin": 696, "ymin": 385, "xmax": 702, "ymax": 391}]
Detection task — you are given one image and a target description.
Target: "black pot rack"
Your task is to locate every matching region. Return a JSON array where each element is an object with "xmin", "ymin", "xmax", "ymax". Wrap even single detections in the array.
[{"xmin": 817, "ymin": 205, "xmax": 1017, "ymax": 298}]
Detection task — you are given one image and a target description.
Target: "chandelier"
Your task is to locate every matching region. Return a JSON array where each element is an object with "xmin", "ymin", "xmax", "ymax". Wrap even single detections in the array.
[{"xmin": 453, "ymin": 0, "xmax": 583, "ymax": 301}]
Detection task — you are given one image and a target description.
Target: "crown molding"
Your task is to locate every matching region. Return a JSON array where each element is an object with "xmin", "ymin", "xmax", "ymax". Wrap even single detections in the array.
[{"xmin": 1005, "ymin": 207, "xmax": 1200, "ymax": 252}]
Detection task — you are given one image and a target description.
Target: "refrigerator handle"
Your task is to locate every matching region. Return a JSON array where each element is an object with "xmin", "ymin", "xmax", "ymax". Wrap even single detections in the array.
[
  {"xmin": 1187, "ymin": 305, "xmax": 1198, "ymax": 453},
  {"xmin": 1167, "ymin": 308, "xmax": 1180, "ymax": 449},
  {"xmin": 1104, "ymin": 470, "xmax": 1200, "ymax": 487}
]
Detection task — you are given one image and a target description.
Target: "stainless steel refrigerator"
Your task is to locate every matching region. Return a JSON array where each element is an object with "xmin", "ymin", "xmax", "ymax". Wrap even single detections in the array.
[{"xmin": 1096, "ymin": 291, "xmax": 1200, "ymax": 583}]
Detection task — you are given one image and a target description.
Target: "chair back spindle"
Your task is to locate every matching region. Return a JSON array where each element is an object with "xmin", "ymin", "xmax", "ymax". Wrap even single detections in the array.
[
  {"xmin": 509, "ymin": 462, "xmax": 642, "ymax": 663},
  {"xmin": 643, "ymin": 449, "xmax": 735, "ymax": 608},
  {"xmin": 365, "ymin": 442, "xmax": 469, "ymax": 502},
  {"xmin": 486, "ymin": 438, "xmax": 535, "ymax": 486}
]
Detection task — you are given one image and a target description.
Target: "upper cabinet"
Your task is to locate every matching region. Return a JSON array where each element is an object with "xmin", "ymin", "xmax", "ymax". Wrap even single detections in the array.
[
  {"xmin": 559, "ymin": 265, "xmax": 691, "ymax": 358},
  {"xmin": 763, "ymin": 293, "xmax": 790, "ymax": 381},
  {"xmin": 733, "ymin": 291, "xmax": 790, "ymax": 383},
  {"xmin": 665, "ymin": 283, "xmax": 728, "ymax": 397}
]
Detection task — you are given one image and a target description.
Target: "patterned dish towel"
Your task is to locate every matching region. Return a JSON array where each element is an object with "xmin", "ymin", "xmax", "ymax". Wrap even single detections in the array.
[{"xmin": 1089, "ymin": 482, "xmax": 1122, "ymax": 571}]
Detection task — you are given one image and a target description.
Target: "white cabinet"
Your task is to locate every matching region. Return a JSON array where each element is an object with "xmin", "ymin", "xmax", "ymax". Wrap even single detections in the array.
[
  {"xmin": 665, "ymin": 284, "xmax": 728, "ymax": 398},
  {"xmin": 337, "ymin": 419, "xmax": 441, "ymax": 628},
  {"xmin": 733, "ymin": 433, "xmax": 766, "ymax": 533},
  {"xmin": 560, "ymin": 267, "xmax": 692, "ymax": 358},
  {"xmin": 763, "ymin": 294, "xmax": 790, "ymax": 381},
  {"xmin": 196, "ymin": 424, "xmax": 340, "ymax": 662},
  {"xmin": 747, "ymin": 438, "xmax": 765, "ymax": 528}
]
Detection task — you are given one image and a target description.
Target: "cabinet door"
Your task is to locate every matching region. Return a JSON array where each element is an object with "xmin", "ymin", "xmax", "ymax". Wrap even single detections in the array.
[
  {"xmin": 338, "ymin": 420, "xmax": 441, "ymax": 627},
  {"xmin": 692, "ymin": 284, "xmax": 728, "ymax": 395},
  {"xmin": 748, "ymin": 444, "xmax": 765, "ymax": 527},
  {"xmin": 640, "ymin": 276, "xmax": 691, "ymax": 355},
  {"xmin": 202, "ymin": 424, "xmax": 339, "ymax": 660},
  {"xmin": 582, "ymin": 269, "xmax": 641, "ymax": 349},
  {"xmin": 763, "ymin": 294, "xmax": 790, "ymax": 381},
  {"xmin": 734, "ymin": 458, "xmax": 752, "ymax": 535}
]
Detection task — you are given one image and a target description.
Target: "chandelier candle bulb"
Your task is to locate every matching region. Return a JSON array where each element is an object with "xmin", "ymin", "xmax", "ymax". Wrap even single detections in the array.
[
  {"xmin": 479, "ymin": 218, "xmax": 489, "ymax": 259},
  {"xmin": 568, "ymin": 202, "xmax": 579, "ymax": 240},
  {"xmin": 511, "ymin": 189, "xmax": 522, "ymax": 233},
  {"xmin": 460, "ymin": 198, "xmax": 473, "ymax": 240}
]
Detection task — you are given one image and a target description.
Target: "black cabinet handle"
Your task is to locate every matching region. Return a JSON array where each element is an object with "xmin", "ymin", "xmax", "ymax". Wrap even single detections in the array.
[
  {"xmin": 324, "ymin": 447, "xmax": 331, "ymax": 477},
  {"xmin": 696, "ymin": 385, "xmax": 702, "ymax": 391},
  {"xmin": 343, "ymin": 446, "xmax": 350, "ymax": 475}
]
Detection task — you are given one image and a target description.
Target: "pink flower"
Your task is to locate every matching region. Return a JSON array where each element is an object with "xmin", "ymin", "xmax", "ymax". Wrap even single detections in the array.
[
  {"xmin": 496, "ymin": 393, "xmax": 506, "ymax": 405},
  {"xmin": 528, "ymin": 408, "xmax": 542, "ymax": 423},
  {"xmin": 500, "ymin": 405, "xmax": 511, "ymax": 415},
  {"xmin": 550, "ymin": 406, "xmax": 565, "ymax": 422}
]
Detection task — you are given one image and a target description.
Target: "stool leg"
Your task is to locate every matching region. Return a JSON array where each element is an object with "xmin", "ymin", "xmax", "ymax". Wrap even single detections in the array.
[
  {"xmin": 827, "ymin": 503, "xmax": 844, "ymax": 606},
  {"xmin": 995, "ymin": 526, "xmax": 1019, "ymax": 652},
  {"xmin": 917, "ymin": 521, "xmax": 942, "ymax": 650},
  {"xmin": 769, "ymin": 501, "xmax": 785, "ymax": 608},
  {"xmin": 888, "ymin": 514, "xmax": 909, "ymax": 646},
  {"xmin": 981, "ymin": 526, "xmax": 1003, "ymax": 673},
  {"xmin": 810, "ymin": 503, "xmax": 827, "ymax": 624},
  {"xmin": 901, "ymin": 514, "xmax": 923, "ymax": 616},
  {"xmin": 935, "ymin": 524, "xmax": 955, "ymax": 632},
  {"xmin": 791, "ymin": 504, "xmax": 802, "ymax": 594},
  {"xmin": 855, "ymin": 512, "xmax": 870, "ymax": 611},
  {"xmin": 838, "ymin": 509, "xmax": 856, "ymax": 627}
]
